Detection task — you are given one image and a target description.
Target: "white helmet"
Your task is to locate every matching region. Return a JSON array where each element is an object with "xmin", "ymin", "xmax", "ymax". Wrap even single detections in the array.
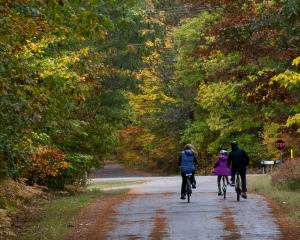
[{"xmin": 220, "ymin": 149, "xmax": 228, "ymax": 155}]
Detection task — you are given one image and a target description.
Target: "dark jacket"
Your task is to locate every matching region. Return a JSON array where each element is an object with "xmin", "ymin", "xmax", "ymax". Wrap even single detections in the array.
[
  {"xmin": 179, "ymin": 149, "xmax": 197, "ymax": 174},
  {"xmin": 227, "ymin": 146, "xmax": 249, "ymax": 170}
]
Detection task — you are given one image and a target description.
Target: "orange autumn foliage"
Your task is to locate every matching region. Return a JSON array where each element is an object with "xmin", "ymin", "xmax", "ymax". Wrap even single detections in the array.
[{"xmin": 31, "ymin": 146, "xmax": 70, "ymax": 177}]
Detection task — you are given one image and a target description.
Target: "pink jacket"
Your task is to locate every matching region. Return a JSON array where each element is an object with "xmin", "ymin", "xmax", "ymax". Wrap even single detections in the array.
[{"xmin": 212, "ymin": 155, "xmax": 231, "ymax": 176}]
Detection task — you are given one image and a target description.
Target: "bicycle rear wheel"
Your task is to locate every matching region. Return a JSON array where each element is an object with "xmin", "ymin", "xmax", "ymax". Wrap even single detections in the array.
[
  {"xmin": 222, "ymin": 177, "xmax": 227, "ymax": 199},
  {"xmin": 186, "ymin": 178, "xmax": 191, "ymax": 203},
  {"xmin": 236, "ymin": 175, "xmax": 241, "ymax": 201}
]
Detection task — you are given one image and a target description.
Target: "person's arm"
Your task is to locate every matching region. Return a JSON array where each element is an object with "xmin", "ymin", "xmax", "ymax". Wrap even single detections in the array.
[
  {"xmin": 214, "ymin": 159, "xmax": 219, "ymax": 168},
  {"xmin": 227, "ymin": 153, "xmax": 232, "ymax": 168},
  {"xmin": 244, "ymin": 150, "xmax": 249, "ymax": 166},
  {"xmin": 194, "ymin": 156, "xmax": 198, "ymax": 170},
  {"xmin": 194, "ymin": 155, "xmax": 198, "ymax": 167},
  {"xmin": 178, "ymin": 154, "xmax": 182, "ymax": 167}
]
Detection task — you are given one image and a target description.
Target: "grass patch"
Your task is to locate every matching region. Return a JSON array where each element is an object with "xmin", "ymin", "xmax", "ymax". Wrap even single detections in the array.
[
  {"xmin": 248, "ymin": 175, "xmax": 300, "ymax": 225},
  {"xmin": 87, "ymin": 180, "xmax": 145, "ymax": 190},
  {"xmin": 17, "ymin": 189, "xmax": 128, "ymax": 240}
]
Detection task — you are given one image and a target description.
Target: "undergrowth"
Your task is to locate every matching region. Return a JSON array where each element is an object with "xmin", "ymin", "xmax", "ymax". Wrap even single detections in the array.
[
  {"xmin": 249, "ymin": 159, "xmax": 300, "ymax": 225},
  {"xmin": 0, "ymin": 180, "xmax": 45, "ymax": 239}
]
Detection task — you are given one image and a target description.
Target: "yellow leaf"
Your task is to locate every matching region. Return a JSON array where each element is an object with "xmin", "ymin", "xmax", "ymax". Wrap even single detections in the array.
[
  {"xmin": 292, "ymin": 56, "xmax": 300, "ymax": 66},
  {"xmin": 145, "ymin": 40, "xmax": 154, "ymax": 47},
  {"xmin": 80, "ymin": 47, "xmax": 90, "ymax": 56}
]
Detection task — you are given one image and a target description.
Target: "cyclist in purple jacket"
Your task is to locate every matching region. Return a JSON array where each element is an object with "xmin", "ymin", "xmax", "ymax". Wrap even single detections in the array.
[{"xmin": 212, "ymin": 149, "xmax": 231, "ymax": 195}]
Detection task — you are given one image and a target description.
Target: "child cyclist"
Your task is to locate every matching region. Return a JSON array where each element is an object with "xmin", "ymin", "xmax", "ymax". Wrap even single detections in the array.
[{"xmin": 212, "ymin": 149, "xmax": 231, "ymax": 196}]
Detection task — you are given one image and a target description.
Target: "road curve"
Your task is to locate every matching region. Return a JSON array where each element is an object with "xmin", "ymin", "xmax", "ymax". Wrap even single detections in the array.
[{"xmin": 90, "ymin": 176, "xmax": 282, "ymax": 240}]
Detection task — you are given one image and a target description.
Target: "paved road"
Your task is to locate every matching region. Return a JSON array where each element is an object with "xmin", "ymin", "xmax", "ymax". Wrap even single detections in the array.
[
  {"xmin": 88, "ymin": 164, "xmax": 148, "ymax": 178},
  {"xmin": 89, "ymin": 176, "xmax": 282, "ymax": 240}
]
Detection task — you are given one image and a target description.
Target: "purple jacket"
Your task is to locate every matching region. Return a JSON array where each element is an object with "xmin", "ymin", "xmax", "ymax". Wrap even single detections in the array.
[{"xmin": 212, "ymin": 155, "xmax": 231, "ymax": 176}]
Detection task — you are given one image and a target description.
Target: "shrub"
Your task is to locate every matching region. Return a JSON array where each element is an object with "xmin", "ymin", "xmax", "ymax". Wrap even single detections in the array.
[
  {"xmin": 64, "ymin": 153, "xmax": 93, "ymax": 186},
  {"xmin": 27, "ymin": 146, "xmax": 70, "ymax": 188},
  {"xmin": 271, "ymin": 159, "xmax": 300, "ymax": 190}
]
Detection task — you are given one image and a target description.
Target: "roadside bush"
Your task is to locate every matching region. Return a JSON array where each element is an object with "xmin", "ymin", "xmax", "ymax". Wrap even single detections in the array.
[
  {"xmin": 0, "ymin": 134, "xmax": 35, "ymax": 180},
  {"xmin": 64, "ymin": 153, "xmax": 93, "ymax": 186},
  {"xmin": 27, "ymin": 146, "xmax": 70, "ymax": 189},
  {"xmin": 271, "ymin": 159, "xmax": 300, "ymax": 190},
  {"xmin": 26, "ymin": 149, "xmax": 93, "ymax": 190}
]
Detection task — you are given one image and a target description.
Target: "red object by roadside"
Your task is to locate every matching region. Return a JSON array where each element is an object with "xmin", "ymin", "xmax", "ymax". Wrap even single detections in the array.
[{"xmin": 275, "ymin": 139, "xmax": 285, "ymax": 151}]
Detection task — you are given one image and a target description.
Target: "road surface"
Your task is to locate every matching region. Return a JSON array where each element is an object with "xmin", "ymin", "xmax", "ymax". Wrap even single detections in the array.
[{"xmin": 89, "ymin": 176, "xmax": 281, "ymax": 240}]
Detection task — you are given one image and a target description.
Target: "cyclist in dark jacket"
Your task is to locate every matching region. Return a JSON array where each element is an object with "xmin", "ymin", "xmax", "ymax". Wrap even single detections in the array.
[
  {"xmin": 227, "ymin": 141, "xmax": 249, "ymax": 199},
  {"xmin": 179, "ymin": 144, "xmax": 197, "ymax": 200}
]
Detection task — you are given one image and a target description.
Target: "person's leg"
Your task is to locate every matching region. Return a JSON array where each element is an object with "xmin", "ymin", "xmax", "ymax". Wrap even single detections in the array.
[
  {"xmin": 231, "ymin": 168, "xmax": 237, "ymax": 186},
  {"xmin": 191, "ymin": 171, "xmax": 196, "ymax": 188},
  {"xmin": 217, "ymin": 176, "xmax": 222, "ymax": 194},
  {"xmin": 181, "ymin": 173, "xmax": 187, "ymax": 198},
  {"xmin": 225, "ymin": 176, "xmax": 230, "ymax": 184},
  {"xmin": 240, "ymin": 169, "xmax": 247, "ymax": 192}
]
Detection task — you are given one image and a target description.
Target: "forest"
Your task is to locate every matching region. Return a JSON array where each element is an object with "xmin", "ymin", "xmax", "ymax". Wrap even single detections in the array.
[{"xmin": 1, "ymin": 0, "xmax": 300, "ymax": 187}]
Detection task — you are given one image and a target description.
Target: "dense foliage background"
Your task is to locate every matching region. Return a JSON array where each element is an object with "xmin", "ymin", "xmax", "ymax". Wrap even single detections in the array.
[
  {"xmin": 119, "ymin": 0, "xmax": 300, "ymax": 174},
  {"xmin": 1, "ymin": 0, "xmax": 299, "ymax": 184},
  {"xmin": 0, "ymin": 0, "xmax": 165, "ymax": 186}
]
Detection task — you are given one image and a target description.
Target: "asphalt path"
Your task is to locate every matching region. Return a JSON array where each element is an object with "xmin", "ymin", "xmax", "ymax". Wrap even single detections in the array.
[
  {"xmin": 89, "ymin": 176, "xmax": 282, "ymax": 240},
  {"xmin": 88, "ymin": 164, "xmax": 148, "ymax": 178}
]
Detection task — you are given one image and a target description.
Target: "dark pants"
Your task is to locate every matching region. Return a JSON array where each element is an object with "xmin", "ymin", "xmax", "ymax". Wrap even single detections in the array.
[
  {"xmin": 231, "ymin": 168, "xmax": 247, "ymax": 192},
  {"xmin": 217, "ymin": 176, "xmax": 229, "ymax": 193},
  {"xmin": 181, "ymin": 172, "xmax": 196, "ymax": 196}
]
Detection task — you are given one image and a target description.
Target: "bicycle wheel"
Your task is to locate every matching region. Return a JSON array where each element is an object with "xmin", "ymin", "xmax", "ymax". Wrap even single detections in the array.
[
  {"xmin": 222, "ymin": 177, "xmax": 227, "ymax": 199},
  {"xmin": 186, "ymin": 177, "xmax": 191, "ymax": 203},
  {"xmin": 236, "ymin": 174, "xmax": 241, "ymax": 201}
]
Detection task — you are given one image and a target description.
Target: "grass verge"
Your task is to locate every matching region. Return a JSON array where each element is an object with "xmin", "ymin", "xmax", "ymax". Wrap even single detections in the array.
[
  {"xmin": 248, "ymin": 175, "xmax": 300, "ymax": 225},
  {"xmin": 16, "ymin": 189, "xmax": 128, "ymax": 240}
]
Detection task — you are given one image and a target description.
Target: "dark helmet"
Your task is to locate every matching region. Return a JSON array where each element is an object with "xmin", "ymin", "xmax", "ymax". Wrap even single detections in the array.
[{"xmin": 230, "ymin": 141, "xmax": 238, "ymax": 149}]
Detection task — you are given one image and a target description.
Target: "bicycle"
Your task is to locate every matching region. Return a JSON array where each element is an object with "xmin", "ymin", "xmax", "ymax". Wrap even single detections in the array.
[
  {"xmin": 185, "ymin": 173, "xmax": 193, "ymax": 203},
  {"xmin": 235, "ymin": 172, "xmax": 242, "ymax": 201},
  {"xmin": 221, "ymin": 176, "xmax": 227, "ymax": 199}
]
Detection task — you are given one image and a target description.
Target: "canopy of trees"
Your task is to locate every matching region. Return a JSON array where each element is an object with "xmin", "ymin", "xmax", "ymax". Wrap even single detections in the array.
[
  {"xmin": 1, "ymin": 0, "xmax": 299, "ymax": 183},
  {"xmin": 119, "ymin": 0, "xmax": 300, "ymax": 174},
  {"xmin": 0, "ymin": 0, "xmax": 166, "ymax": 185}
]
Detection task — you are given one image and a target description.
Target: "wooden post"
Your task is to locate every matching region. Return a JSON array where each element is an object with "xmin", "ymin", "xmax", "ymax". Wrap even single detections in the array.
[{"xmin": 280, "ymin": 152, "xmax": 284, "ymax": 163}]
